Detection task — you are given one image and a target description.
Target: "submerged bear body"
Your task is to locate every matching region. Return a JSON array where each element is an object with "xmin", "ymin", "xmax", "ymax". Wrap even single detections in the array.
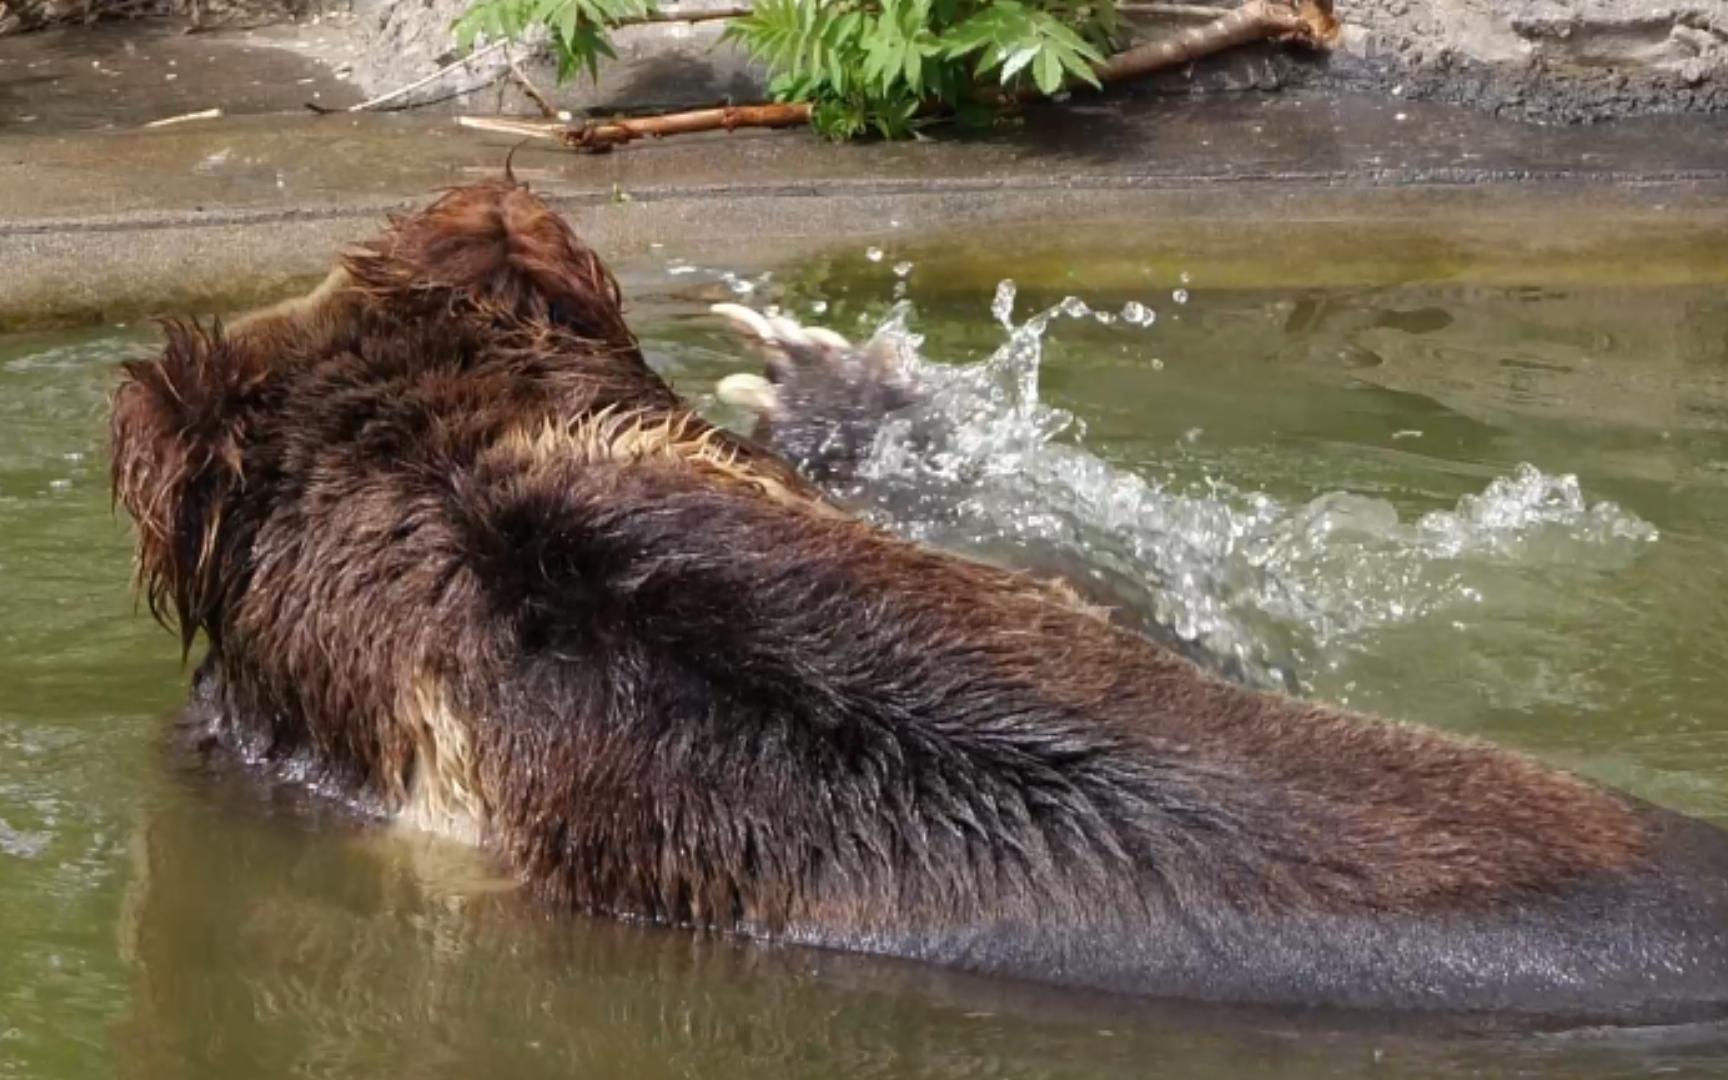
[{"xmin": 111, "ymin": 181, "xmax": 1728, "ymax": 1025}]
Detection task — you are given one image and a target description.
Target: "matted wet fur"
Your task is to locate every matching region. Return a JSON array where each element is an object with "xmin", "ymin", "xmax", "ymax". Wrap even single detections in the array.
[{"xmin": 111, "ymin": 180, "xmax": 1728, "ymax": 1024}]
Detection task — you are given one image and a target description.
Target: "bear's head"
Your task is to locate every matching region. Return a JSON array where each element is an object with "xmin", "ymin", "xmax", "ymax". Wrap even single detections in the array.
[{"xmin": 110, "ymin": 179, "xmax": 643, "ymax": 654}]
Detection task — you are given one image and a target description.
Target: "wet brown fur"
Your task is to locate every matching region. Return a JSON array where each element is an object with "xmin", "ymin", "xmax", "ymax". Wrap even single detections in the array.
[{"xmin": 110, "ymin": 181, "xmax": 1694, "ymax": 1015}]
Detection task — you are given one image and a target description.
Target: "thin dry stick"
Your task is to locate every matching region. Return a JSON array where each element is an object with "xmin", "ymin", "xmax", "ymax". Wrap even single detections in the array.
[
  {"xmin": 142, "ymin": 106, "xmax": 223, "ymax": 128},
  {"xmin": 507, "ymin": 50, "xmax": 558, "ymax": 119},
  {"xmin": 339, "ymin": 37, "xmax": 510, "ymax": 113}
]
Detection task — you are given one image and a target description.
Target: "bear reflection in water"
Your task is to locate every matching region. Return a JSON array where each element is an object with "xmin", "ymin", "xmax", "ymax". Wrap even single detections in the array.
[{"xmin": 109, "ymin": 179, "xmax": 1728, "ymax": 1025}]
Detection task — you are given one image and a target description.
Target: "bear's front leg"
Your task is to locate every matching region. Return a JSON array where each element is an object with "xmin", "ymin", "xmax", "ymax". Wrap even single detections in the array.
[{"xmin": 712, "ymin": 304, "xmax": 920, "ymax": 483}]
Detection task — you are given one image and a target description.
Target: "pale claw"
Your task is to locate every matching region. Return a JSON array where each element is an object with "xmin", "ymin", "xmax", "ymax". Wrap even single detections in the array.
[
  {"xmin": 710, "ymin": 302, "xmax": 777, "ymax": 343},
  {"xmin": 717, "ymin": 372, "xmax": 779, "ymax": 416},
  {"xmin": 803, "ymin": 326, "xmax": 852, "ymax": 351}
]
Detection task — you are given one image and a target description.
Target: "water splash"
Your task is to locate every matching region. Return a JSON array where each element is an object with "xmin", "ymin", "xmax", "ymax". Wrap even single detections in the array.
[
  {"xmin": 1119, "ymin": 301, "xmax": 1157, "ymax": 328},
  {"xmin": 0, "ymin": 816, "xmax": 49, "ymax": 859},
  {"xmin": 990, "ymin": 279, "xmax": 1017, "ymax": 329},
  {"xmin": 840, "ymin": 286, "xmax": 1658, "ymax": 688}
]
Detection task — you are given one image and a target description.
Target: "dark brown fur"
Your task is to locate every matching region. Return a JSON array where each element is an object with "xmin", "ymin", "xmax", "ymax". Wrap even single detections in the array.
[{"xmin": 110, "ymin": 181, "xmax": 1728, "ymax": 1022}]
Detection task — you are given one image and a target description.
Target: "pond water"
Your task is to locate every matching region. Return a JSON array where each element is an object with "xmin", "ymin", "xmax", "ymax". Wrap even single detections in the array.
[{"xmin": 2, "ymin": 230, "xmax": 1727, "ymax": 1079}]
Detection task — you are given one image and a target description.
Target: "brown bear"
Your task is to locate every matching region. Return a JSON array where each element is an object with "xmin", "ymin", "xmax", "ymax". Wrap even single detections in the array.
[{"xmin": 111, "ymin": 179, "xmax": 1728, "ymax": 1025}]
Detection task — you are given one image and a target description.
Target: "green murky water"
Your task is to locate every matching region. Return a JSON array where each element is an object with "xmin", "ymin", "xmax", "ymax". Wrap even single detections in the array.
[{"xmin": 3, "ymin": 239, "xmax": 1728, "ymax": 1078}]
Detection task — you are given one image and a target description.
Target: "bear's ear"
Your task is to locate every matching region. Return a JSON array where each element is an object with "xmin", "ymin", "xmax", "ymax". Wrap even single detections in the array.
[
  {"xmin": 110, "ymin": 321, "xmax": 266, "ymax": 655},
  {"xmin": 342, "ymin": 179, "xmax": 639, "ymax": 353}
]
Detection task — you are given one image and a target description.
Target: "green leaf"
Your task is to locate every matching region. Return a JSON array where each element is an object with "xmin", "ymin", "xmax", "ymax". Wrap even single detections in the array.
[
  {"xmin": 1032, "ymin": 44, "xmax": 1061, "ymax": 95},
  {"xmin": 903, "ymin": 40, "xmax": 923, "ymax": 93},
  {"xmin": 555, "ymin": 2, "xmax": 577, "ymax": 48},
  {"xmin": 999, "ymin": 43, "xmax": 1037, "ymax": 83}
]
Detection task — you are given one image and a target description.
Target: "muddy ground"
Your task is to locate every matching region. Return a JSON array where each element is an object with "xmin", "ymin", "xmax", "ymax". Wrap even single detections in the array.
[
  {"xmin": 1, "ymin": 0, "xmax": 1724, "ymax": 127},
  {"xmin": 325, "ymin": 0, "xmax": 1727, "ymax": 124},
  {"xmin": 1326, "ymin": 0, "xmax": 1727, "ymax": 122}
]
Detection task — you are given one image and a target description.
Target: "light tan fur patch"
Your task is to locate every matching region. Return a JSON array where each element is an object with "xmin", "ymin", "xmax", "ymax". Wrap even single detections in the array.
[
  {"xmin": 394, "ymin": 676, "xmax": 489, "ymax": 847},
  {"xmin": 500, "ymin": 406, "xmax": 836, "ymax": 514},
  {"xmin": 228, "ymin": 267, "xmax": 352, "ymax": 335}
]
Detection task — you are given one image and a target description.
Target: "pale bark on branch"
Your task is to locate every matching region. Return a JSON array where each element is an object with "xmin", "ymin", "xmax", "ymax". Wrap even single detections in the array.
[
  {"xmin": 460, "ymin": 102, "xmax": 815, "ymax": 150},
  {"xmin": 1093, "ymin": 0, "xmax": 1336, "ymax": 85}
]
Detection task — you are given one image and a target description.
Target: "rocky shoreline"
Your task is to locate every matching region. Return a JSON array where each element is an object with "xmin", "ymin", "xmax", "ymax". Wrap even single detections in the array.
[
  {"xmin": 323, "ymin": 0, "xmax": 1726, "ymax": 124},
  {"xmin": 2, "ymin": 0, "xmax": 1724, "ymax": 127}
]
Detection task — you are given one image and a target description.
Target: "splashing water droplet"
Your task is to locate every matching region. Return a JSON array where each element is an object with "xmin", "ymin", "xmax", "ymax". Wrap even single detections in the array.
[
  {"xmin": 1173, "ymin": 289, "xmax": 1190, "ymax": 305},
  {"xmin": 1119, "ymin": 301, "xmax": 1156, "ymax": 327},
  {"xmin": 810, "ymin": 300, "xmax": 829, "ymax": 316},
  {"xmin": 991, "ymin": 280, "xmax": 1018, "ymax": 329},
  {"xmin": 865, "ymin": 247, "xmax": 885, "ymax": 263},
  {"xmin": 892, "ymin": 261, "xmax": 914, "ymax": 279},
  {"xmin": 666, "ymin": 261, "xmax": 697, "ymax": 276},
  {"xmin": 1058, "ymin": 296, "xmax": 1091, "ymax": 319},
  {"xmin": 1179, "ymin": 271, "xmax": 1193, "ymax": 285}
]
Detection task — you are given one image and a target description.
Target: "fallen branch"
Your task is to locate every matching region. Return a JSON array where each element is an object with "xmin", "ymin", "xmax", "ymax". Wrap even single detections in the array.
[
  {"xmin": 1093, "ymin": 0, "xmax": 1336, "ymax": 84},
  {"xmin": 1116, "ymin": 3, "xmax": 1237, "ymax": 19},
  {"xmin": 458, "ymin": 0, "xmax": 1335, "ymax": 152},
  {"xmin": 461, "ymin": 102, "xmax": 815, "ymax": 151},
  {"xmin": 612, "ymin": 5, "xmax": 750, "ymax": 26}
]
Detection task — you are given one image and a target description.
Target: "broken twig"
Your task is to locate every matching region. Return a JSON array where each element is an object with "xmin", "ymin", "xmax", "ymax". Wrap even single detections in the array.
[
  {"xmin": 1093, "ymin": 0, "xmax": 1337, "ymax": 84},
  {"xmin": 461, "ymin": 102, "xmax": 816, "ymax": 151}
]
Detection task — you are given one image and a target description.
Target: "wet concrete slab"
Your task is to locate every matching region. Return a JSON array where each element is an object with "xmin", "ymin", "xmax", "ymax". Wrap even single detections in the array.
[
  {"xmin": 2, "ymin": 90, "xmax": 1726, "ymax": 328},
  {"xmin": 0, "ymin": 21, "xmax": 362, "ymax": 131}
]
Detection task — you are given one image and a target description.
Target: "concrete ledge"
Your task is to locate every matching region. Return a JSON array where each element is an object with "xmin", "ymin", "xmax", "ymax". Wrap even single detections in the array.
[{"xmin": 4, "ymin": 94, "xmax": 1727, "ymax": 330}]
